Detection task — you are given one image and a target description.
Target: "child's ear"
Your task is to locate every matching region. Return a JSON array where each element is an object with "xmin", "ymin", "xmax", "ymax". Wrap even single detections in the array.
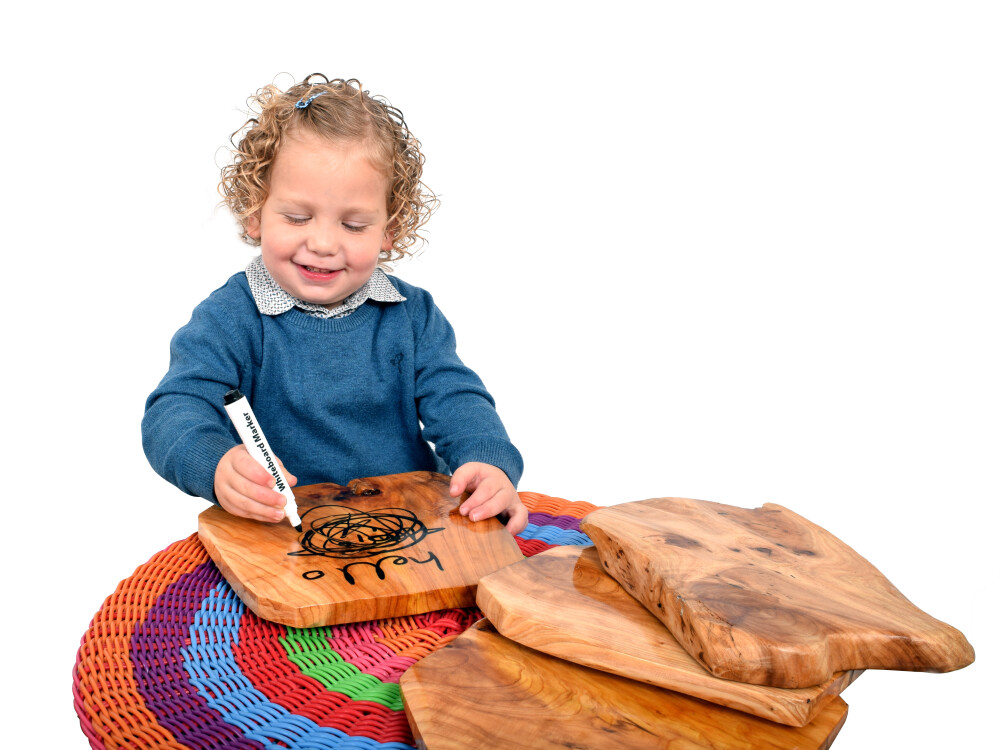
[
  {"xmin": 381, "ymin": 223, "xmax": 396, "ymax": 254},
  {"xmin": 246, "ymin": 214, "xmax": 262, "ymax": 240}
]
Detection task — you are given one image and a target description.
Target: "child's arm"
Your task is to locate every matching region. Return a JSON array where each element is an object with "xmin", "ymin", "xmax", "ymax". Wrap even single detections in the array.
[
  {"xmin": 449, "ymin": 462, "xmax": 528, "ymax": 535},
  {"xmin": 143, "ymin": 277, "xmax": 266, "ymax": 507},
  {"xmin": 402, "ymin": 283, "xmax": 525, "ymax": 532},
  {"xmin": 214, "ymin": 445, "xmax": 298, "ymax": 523}
]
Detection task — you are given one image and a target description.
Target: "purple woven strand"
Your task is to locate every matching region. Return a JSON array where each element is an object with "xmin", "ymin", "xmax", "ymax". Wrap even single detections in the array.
[
  {"xmin": 131, "ymin": 561, "xmax": 267, "ymax": 750},
  {"xmin": 527, "ymin": 512, "xmax": 582, "ymax": 532}
]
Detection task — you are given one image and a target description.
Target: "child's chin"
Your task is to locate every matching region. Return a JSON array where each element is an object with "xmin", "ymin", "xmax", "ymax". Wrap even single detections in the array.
[{"xmin": 304, "ymin": 297, "xmax": 339, "ymax": 309}]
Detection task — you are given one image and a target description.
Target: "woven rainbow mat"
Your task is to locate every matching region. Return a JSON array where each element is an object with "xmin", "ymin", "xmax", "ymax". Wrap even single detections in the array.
[{"xmin": 73, "ymin": 492, "xmax": 596, "ymax": 750}]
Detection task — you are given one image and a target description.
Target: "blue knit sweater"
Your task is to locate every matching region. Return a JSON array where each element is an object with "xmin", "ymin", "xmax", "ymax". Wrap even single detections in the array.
[{"xmin": 142, "ymin": 273, "xmax": 523, "ymax": 503}]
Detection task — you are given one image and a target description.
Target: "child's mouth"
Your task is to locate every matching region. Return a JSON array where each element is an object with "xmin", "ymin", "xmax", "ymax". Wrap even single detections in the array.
[{"xmin": 297, "ymin": 264, "xmax": 342, "ymax": 280}]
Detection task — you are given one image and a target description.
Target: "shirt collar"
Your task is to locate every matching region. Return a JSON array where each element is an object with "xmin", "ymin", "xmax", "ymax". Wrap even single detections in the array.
[{"xmin": 245, "ymin": 255, "xmax": 405, "ymax": 318}]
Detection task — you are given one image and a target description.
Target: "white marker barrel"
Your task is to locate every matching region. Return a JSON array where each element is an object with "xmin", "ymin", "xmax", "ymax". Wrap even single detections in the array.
[{"xmin": 223, "ymin": 388, "xmax": 301, "ymax": 527}]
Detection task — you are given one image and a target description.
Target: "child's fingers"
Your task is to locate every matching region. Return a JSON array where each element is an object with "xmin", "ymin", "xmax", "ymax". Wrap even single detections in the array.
[
  {"xmin": 219, "ymin": 469, "xmax": 287, "ymax": 520},
  {"xmin": 275, "ymin": 457, "xmax": 297, "ymax": 486},
  {"xmin": 216, "ymin": 478, "xmax": 287, "ymax": 522},
  {"xmin": 503, "ymin": 504, "xmax": 529, "ymax": 535},
  {"xmin": 215, "ymin": 446, "xmax": 287, "ymax": 522},
  {"xmin": 232, "ymin": 448, "xmax": 281, "ymax": 489},
  {"xmin": 457, "ymin": 481, "xmax": 492, "ymax": 517},
  {"xmin": 450, "ymin": 463, "xmax": 525, "ymax": 533},
  {"xmin": 462, "ymin": 482, "xmax": 507, "ymax": 522},
  {"xmin": 234, "ymin": 472, "xmax": 287, "ymax": 509},
  {"xmin": 233, "ymin": 450, "xmax": 297, "ymax": 502},
  {"xmin": 449, "ymin": 464, "xmax": 478, "ymax": 499},
  {"xmin": 231, "ymin": 497, "xmax": 286, "ymax": 523}
]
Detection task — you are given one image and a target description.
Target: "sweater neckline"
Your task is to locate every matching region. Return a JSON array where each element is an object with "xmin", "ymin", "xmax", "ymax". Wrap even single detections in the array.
[{"xmin": 276, "ymin": 302, "xmax": 381, "ymax": 331}]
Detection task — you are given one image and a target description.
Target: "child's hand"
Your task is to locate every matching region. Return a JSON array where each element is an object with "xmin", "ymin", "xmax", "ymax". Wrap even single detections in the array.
[
  {"xmin": 214, "ymin": 445, "xmax": 298, "ymax": 522},
  {"xmin": 449, "ymin": 462, "xmax": 528, "ymax": 535}
]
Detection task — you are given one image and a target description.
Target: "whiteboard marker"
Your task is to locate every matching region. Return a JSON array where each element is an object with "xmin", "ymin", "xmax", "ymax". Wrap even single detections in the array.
[{"xmin": 223, "ymin": 388, "xmax": 301, "ymax": 529}]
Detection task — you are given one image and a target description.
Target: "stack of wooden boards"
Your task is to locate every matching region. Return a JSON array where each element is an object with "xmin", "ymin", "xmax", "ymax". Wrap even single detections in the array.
[{"xmin": 400, "ymin": 497, "xmax": 975, "ymax": 749}]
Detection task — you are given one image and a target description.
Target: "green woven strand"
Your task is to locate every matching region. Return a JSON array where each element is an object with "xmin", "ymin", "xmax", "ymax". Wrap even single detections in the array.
[
  {"xmin": 280, "ymin": 627, "xmax": 334, "ymax": 654},
  {"xmin": 278, "ymin": 626, "xmax": 403, "ymax": 711}
]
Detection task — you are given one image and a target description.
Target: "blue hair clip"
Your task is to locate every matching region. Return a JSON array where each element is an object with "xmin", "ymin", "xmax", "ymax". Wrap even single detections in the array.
[{"xmin": 295, "ymin": 92, "xmax": 326, "ymax": 109}]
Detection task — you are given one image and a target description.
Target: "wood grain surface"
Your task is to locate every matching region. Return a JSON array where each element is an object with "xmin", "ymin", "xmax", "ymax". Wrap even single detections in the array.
[
  {"xmin": 477, "ymin": 545, "xmax": 861, "ymax": 726},
  {"xmin": 581, "ymin": 497, "xmax": 975, "ymax": 688},
  {"xmin": 198, "ymin": 471, "xmax": 523, "ymax": 627},
  {"xmin": 400, "ymin": 620, "xmax": 849, "ymax": 750}
]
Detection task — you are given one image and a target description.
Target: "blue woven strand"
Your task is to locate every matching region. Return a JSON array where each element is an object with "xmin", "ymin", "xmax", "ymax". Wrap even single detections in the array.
[
  {"xmin": 520, "ymin": 522, "xmax": 592, "ymax": 546},
  {"xmin": 183, "ymin": 581, "xmax": 418, "ymax": 749}
]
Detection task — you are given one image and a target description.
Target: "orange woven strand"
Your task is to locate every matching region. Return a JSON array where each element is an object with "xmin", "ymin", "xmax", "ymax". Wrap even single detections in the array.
[
  {"xmin": 518, "ymin": 491, "xmax": 599, "ymax": 518},
  {"xmin": 74, "ymin": 534, "xmax": 207, "ymax": 750}
]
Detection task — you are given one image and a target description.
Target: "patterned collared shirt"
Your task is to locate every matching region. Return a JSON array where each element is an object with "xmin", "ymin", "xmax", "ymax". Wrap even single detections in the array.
[{"xmin": 245, "ymin": 255, "xmax": 406, "ymax": 318}]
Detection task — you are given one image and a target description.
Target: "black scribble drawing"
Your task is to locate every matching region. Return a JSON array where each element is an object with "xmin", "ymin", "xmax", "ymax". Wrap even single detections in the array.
[
  {"xmin": 288, "ymin": 504, "xmax": 445, "ymax": 584},
  {"xmin": 289, "ymin": 505, "xmax": 444, "ymax": 558}
]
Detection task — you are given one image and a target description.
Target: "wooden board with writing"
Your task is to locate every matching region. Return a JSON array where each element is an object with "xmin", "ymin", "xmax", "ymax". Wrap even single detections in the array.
[
  {"xmin": 581, "ymin": 497, "xmax": 975, "ymax": 688},
  {"xmin": 198, "ymin": 471, "xmax": 523, "ymax": 628},
  {"xmin": 400, "ymin": 620, "xmax": 850, "ymax": 750},
  {"xmin": 477, "ymin": 545, "xmax": 861, "ymax": 726}
]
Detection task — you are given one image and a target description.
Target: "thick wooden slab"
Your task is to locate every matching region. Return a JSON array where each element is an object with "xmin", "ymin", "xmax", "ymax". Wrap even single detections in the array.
[
  {"xmin": 477, "ymin": 545, "xmax": 861, "ymax": 726},
  {"xmin": 400, "ymin": 620, "xmax": 849, "ymax": 750},
  {"xmin": 581, "ymin": 498, "xmax": 975, "ymax": 688},
  {"xmin": 198, "ymin": 471, "xmax": 522, "ymax": 627}
]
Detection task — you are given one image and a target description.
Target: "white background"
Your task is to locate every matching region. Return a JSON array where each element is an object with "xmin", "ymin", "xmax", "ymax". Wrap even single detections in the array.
[{"xmin": 2, "ymin": 2, "xmax": 996, "ymax": 748}]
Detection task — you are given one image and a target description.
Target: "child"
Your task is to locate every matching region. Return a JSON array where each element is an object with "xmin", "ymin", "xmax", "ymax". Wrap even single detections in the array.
[{"xmin": 142, "ymin": 74, "xmax": 527, "ymax": 534}]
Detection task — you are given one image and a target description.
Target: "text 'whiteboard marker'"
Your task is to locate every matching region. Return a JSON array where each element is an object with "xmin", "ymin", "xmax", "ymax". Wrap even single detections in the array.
[{"xmin": 223, "ymin": 388, "xmax": 301, "ymax": 528}]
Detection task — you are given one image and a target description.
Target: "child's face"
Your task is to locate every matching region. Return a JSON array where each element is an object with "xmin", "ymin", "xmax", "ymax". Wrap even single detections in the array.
[{"xmin": 247, "ymin": 131, "xmax": 393, "ymax": 308}]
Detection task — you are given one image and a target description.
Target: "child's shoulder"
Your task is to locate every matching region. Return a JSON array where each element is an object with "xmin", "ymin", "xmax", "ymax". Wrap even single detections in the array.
[
  {"xmin": 195, "ymin": 271, "xmax": 256, "ymax": 311},
  {"xmin": 385, "ymin": 272, "xmax": 419, "ymax": 296},
  {"xmin": 181, "ymin": 272, "xmax": 258, "ymax": 334},
  {"xmin": 385, "ymin": 273, "xmax": 437, "ymax": 308},
  {"xmin": 386, "ymin": 274, "xmax": 452, "ymax": 324}
]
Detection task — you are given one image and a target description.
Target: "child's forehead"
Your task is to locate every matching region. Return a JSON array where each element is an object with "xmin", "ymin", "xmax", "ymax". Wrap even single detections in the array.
[
  {"xmin": 281, "ymin": 127, "xmax": 392, "ymax": 178},
  {"xmin": 268, "ymin": 131, "xmax": 392, "ymax": 204}
]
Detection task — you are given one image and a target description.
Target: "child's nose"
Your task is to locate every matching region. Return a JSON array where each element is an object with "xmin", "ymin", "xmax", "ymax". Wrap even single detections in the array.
[{"xmin": 308, "ymin": 225, "xmax": 342, "ymax": 256}]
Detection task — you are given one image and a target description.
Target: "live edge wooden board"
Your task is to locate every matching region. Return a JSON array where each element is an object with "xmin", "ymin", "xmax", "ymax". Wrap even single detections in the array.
[
  {"xmin": 477, "ymin": 545, "xmax": 861, "ymax": 727},
  {"xmin": 400, "ymin": 620, "xmax": 849, "ymax": 750},
  {"xmin": 581, "ymin": 497, "xmax": 975, "ymax": 688},
  {"xmin": 198, "ymin": 471, "xmax": 523, "ymax": 628}
]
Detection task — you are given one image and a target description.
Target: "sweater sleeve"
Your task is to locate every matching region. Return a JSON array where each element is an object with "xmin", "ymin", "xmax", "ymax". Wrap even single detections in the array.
[
  {"xmin": 141, "ymin": 279, "xmax": 258, "ymax": 502},
  {"xmin": 408, "ymin": 288, "xmax": 524, "ymax": 486}
]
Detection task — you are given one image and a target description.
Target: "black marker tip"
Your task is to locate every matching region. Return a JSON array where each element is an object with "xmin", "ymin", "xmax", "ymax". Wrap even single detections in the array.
[
  {"xmin": 223, "ymin": 388, "xmax": 244, "ymax": 405},
  {"xmin": 293, "ymin": 523, "xmax": 302, "ymax": 533}
]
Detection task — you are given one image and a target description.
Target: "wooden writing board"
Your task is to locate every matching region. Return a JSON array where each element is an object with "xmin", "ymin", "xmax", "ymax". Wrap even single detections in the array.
[
  {"xmin": 198, "ymin": 471, "xmax": 523, "ymax": 628},
  {"xmin": 400, "ymin": 620, "xmax": 849, "ymax": 750},
  {"xmin": 582, "ymin": 497, "xmax": 975, "ymax": 688},
  {"xmin": 477, "ymin": 545, "xmax": 861, "ymax": 727}
]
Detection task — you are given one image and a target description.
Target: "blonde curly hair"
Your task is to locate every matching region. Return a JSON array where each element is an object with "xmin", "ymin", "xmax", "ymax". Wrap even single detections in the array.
[{"xmin": 219, "ymin": 74, "xmax": 437, "ymax": 262}]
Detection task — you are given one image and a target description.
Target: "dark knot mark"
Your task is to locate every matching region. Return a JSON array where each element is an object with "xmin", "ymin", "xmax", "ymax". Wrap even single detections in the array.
[{"xmin": 661, "ymin": 533, "xmax": 704, "ymax": 550}]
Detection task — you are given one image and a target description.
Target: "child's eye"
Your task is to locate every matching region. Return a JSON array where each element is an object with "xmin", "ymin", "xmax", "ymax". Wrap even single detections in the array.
[
  {"xmin": 284, "ymin": 215, "xmax": 310, "ymax": 225},
  {"xmin": 344, "ymin": 223, "xmax": 368, "ymax": 233}
]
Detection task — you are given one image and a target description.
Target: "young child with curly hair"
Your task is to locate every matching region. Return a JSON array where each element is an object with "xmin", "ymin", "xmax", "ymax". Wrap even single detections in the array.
[{"xmin": 142, "ymin": 74, "xmax": 527, "ymax": 533}]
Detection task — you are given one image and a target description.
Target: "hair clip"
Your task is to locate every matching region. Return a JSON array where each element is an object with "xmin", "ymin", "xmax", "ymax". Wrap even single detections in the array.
[{"xmin": 295, "ymin": 92, "xmax": 326, "ymax": 109}]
